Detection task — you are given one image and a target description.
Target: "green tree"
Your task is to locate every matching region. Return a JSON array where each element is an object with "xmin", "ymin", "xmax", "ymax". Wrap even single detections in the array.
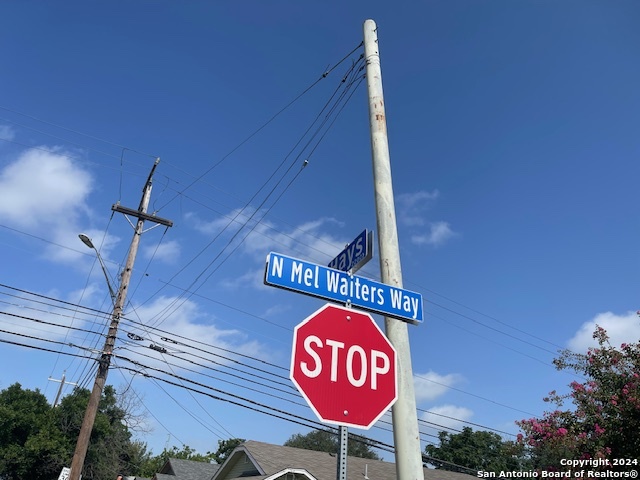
[
  {"xmin": 54, "ymin": 385, "xmax": 146, "ymax": 480},
  {"xmin": 0, "ymin": 383, "xmax": 147, "ymax": 480},
  {"xmin": 211, "ymin": 438, "xmax": 245, "ymax": 464},
  {"xmin": 517, "ymin": 326, "xmax": 640, "ymax": 470},
  {"xmin": 424, "ymin": 427, "xmax": 528, "ymax": 474},
  {"xmin": 284, "ymin": 430, "xmax": 381, "ymax": 460},
  {"xmin": 0, "ymin": 383, "xmax": 67, "ymax": 480}
]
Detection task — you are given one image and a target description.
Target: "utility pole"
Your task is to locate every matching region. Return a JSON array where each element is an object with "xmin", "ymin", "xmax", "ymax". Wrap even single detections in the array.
[
  {"xmin": 48, "ymin": 371, "xmax": 78, "ymax": 407},
  {"xmin": 69, "ymin": 158, "xmax": 173, "ymax": 480},
  {"xmin": 363, "ymin": 19, "xmax": 425, "ymax": 480}
]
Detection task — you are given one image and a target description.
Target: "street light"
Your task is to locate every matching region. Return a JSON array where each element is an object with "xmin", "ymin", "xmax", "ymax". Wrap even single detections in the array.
[{"xmin": 78, "ymin": 233, "xmax": 117, "ymax": 304}]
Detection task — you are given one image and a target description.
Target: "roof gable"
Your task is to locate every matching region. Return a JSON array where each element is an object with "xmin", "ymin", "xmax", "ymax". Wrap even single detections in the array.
[{"xmin": 214, "ymin": 449, "xmax": 263, "ymax": 480}]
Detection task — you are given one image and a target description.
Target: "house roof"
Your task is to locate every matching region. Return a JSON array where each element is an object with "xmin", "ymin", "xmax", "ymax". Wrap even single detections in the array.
[
  {"xmin": 214, "ymin": 440, "xmax": 473, "ymax": 480},
  {"xmin": 157, "ymin": 457, "xmax": 220, "ymax": 480}
]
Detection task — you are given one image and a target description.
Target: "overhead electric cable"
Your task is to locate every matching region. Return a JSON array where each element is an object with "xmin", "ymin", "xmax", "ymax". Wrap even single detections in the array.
[
  {"xmin": 113, "ymin": 363, "xmax": 480, "ymax": 474},
  {"xmin": 0, "ymin": 115, "xmax": 125, "ymax": 161},
  {"xmin": 414, "ymin": 372, "xmax": 536, "ymax": 417},
  {"xmin": 0, "ymin": 283, "xmax": 543, "ymax": 429},
  {"xmin": 148, "ymin": 377, "xmax": 229, "ymax": 441},
  {"xmin": 123, "ymin": 330, "xmax": 291, "ymax": 382},
  {"xmin": 117, "ymin": 344, "xmax": 296, "ymax": 396},
  {"xmin": 0, "ymin": 104, "xmax": 158, "ymax": 159},
  {"xmin": 416, "ymin": 407, "xmax": 517, "ymax": 438},
  {"xmin": 147, "ymin": 58, "xmax": 364, "ymax": 328},
  {"xmin": 113, "ymin": 367, "xmax": 186, "ymax": 445},
  {"xmin": 156, "ymin": 42, "xmax": 364, "ymax": 212},
  {"xmin": 0, "ymin": 337, "xmax": 93, "ymax": 359},
  {"xmin": 0, "ymin": 310, "xmax": 107, "ymax": 337}
]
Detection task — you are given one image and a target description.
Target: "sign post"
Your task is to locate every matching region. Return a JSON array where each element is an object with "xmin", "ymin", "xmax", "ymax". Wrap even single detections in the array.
[{"xmin": 337, "ymin": 426, "xmax": 348, "ymax": 480}]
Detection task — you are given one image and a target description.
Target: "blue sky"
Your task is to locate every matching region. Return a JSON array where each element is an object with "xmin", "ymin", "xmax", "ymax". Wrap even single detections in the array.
[{"xmin": 1, "ymin": 0, "xmax": 639, "ymax": 464}]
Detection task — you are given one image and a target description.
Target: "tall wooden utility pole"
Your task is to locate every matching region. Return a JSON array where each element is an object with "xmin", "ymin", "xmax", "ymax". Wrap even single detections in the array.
[
  {"xmin": 364, "ymin": 19, "xmax": 425, "ymax": 480},
  {"xmin": 69, "ymin": 158, "xmax": 173, "ymax": 480}
]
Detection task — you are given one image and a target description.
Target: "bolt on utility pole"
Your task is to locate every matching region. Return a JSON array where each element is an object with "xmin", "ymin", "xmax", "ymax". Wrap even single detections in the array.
[
  {"xmin": 69, "ymin": 158, "xmax": 173, "ymax": 480},
  {"xmin": 363, "ymin": 19, "xmax": 425, "ymax": 480}
]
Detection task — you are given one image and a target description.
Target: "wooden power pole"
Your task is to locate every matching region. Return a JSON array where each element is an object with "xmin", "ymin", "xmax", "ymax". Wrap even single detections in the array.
[{"xmin": 69, "ymin": 158, "xmax": 173, "ymax": 480}]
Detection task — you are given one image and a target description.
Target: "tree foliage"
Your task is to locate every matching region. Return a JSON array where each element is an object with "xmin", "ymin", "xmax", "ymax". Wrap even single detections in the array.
[
  {"xmin": 0, "ymin": 383, "xmax": 149, "ymax": 480},
  {"xmin": 0, "ymin": 383, "xmax": 67, "ymax": 480},
  {"xmin": 284, "ymin": 429, "xmax": 381, "ymax": 460},
  {"xmin": 424, "ymin": 427, "xmax": 528, "ymax": 474},
  {"xmin": 211, "ymin": 438, "xmax": 245, "ymax": 464},
  {"xmin": 517, "ymin": 326, "xmax": 640, "ymax": 469}
]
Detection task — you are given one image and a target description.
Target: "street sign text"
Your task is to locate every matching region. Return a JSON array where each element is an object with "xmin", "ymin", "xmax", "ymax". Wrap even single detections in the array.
[
  {"xmin": 265, "ymin": 252, "xmax": 423, "ymax": 323},
  {"xmin": 328, "ymin": 229, "xmax": 373, "ymax": 274}
]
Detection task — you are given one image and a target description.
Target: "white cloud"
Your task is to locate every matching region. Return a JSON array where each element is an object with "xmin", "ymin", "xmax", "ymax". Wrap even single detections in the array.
[
  {"xmin": 0, "ymin": 147, "xmax": 92, "ymax": 229},
  {"xmin": 397, "ymin": 190, "xmax": 440, "ymax": 209},
  {"xmin": 52, "ymin": 228, "xmax": 120, "ymax": 265},
  {"xmin": 144, "ymin": 239, "xmax": 181, "ymax": 264},
  {"xmin": 422, "ymin": 405, "xmax": 473, "ymax": 432},
  {"xmin": 122, "ymin": 295, "xmax": 272, "ymax": 368},
  {"xmin": 414, "ymin": 370, "xmax": 464, "ymax": 403},
  {"xmin": 0, "ymin": 124, "xmax": 16, "ymax": 142},
  {"xmin": 187, "ymin": 208, "xmax": 347, "ymax": 264},
  {"xmin": 397, "ymin": 190, "xmax": 439, "ymax": 227},
  {"xmin": 261, "ymin": 304, "xmax": 291, "ymax": 319},
  {"xmin": 396, "ymin": 190, "xmax": 458, "ymax": 247},
  {"xmin": 0, "ymin": 146, "xmax": 103, "ymax": 265},
  {"xmin": 242, "ymin": 217, "xmax": 345, "ymax": 263},
  {"xmin": 218, "ymin": 269, "xmax": 266, "ymax": 290},
  {"xmin": 411, "ymin": 221, "xmax": 457, "ymax": 247},
  {"xmin": 567, "ymin": 311, "xmax": 640, "ymax": 353}
]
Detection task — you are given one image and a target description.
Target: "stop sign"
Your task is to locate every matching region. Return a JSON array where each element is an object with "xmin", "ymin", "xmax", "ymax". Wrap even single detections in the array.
[{"xmin": 290, "ymin": 303, "xmax": 397, "ymax": 429}]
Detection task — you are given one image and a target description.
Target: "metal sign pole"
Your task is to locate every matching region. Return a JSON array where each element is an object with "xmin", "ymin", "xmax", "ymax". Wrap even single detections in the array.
[{"xmin": 337, "ymin": 426, "xmax": 348, "ymax": 480}]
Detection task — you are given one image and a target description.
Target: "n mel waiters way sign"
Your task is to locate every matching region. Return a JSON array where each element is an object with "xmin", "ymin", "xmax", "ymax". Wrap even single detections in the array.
[
  {"xmin": 290, "ymin": 303, "xmax": 397, "ymax": 429},
  {"xmin": 264, "ymin": 252, "xmax": 423, "ymax": 324}
]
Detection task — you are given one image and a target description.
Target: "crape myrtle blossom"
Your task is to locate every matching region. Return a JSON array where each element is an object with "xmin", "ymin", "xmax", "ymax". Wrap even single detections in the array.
[{"xmin": 516, "ymin": 326, "xmax": 640, "ymax": 470}]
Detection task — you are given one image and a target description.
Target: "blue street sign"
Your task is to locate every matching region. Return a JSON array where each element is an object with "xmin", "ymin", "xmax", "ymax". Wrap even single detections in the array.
[
  {"xmin": 264, "ymin": 252, "xmax": 423, "ymax": 324},
  {"xmin": 328, "ymin": 229, "xmax": 374, "ymax": 274}
]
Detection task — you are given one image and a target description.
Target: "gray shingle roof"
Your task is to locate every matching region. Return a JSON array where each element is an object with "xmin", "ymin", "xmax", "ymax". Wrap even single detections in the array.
[
  {"xmin": 216, "ymin": 440, "xmax": 474, "ymax": 480},
  {"xmin": 158, "ymin": 458, "xmax": 220, "ymax": 480}
]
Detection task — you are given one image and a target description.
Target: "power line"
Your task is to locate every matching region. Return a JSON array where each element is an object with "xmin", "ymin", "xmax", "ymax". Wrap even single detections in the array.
[
  {"xmin": 113, "ymin": 363, "xmax": 478, "ymax": 475},
  {"xmin": 0, "ymin": 104, "xmax": 158, "ymax": 159},
  {"xmin": 0, "ymin": 335, "xmax": 96, "ymax": 358},
  {"xmin": 0, "ymin": 310, "xmax": 106, "ymax": 337},
  {"xmin": 0, "ymin": 282, "xmax": 542, "ymax": 428},
  {"xmin": 143, "ymin": 56, "xmax": 365, "ymax": 329},
  {"xmin": 148, "ymin": 376, "xmax": 230, "ymax": 441},
  {"xmin": 155, "ymin": 42, "xmax": 364, "ymax": 213},
  {"xmin": 413, "ymin": 372, "xmax": 537, "ymax": 417}
]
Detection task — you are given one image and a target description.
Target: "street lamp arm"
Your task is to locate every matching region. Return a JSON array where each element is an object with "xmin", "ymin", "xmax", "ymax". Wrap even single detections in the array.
[
  {"xmin": 78, "ymin": 234, "xmax": 117, "ymax": 304},
  {"xmin": 95, "ymin": 254, "xmax": 117, "ymax": 304}
]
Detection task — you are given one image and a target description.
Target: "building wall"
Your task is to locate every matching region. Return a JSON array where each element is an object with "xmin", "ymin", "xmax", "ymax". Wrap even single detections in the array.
[{"xmin": 220, "ymin": 452, "xmax": 260, "ymax": 480}]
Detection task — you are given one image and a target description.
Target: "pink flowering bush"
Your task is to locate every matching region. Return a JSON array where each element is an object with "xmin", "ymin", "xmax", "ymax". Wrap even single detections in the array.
[{"xmin": 516, "ymin": 326, "xmax": 640, "ymax": 469}]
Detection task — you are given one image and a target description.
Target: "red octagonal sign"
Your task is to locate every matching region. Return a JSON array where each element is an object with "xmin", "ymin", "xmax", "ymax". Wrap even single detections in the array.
[{"xmin": 290, "ymin": 303, "xmax": 397, "ymax": 429}]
